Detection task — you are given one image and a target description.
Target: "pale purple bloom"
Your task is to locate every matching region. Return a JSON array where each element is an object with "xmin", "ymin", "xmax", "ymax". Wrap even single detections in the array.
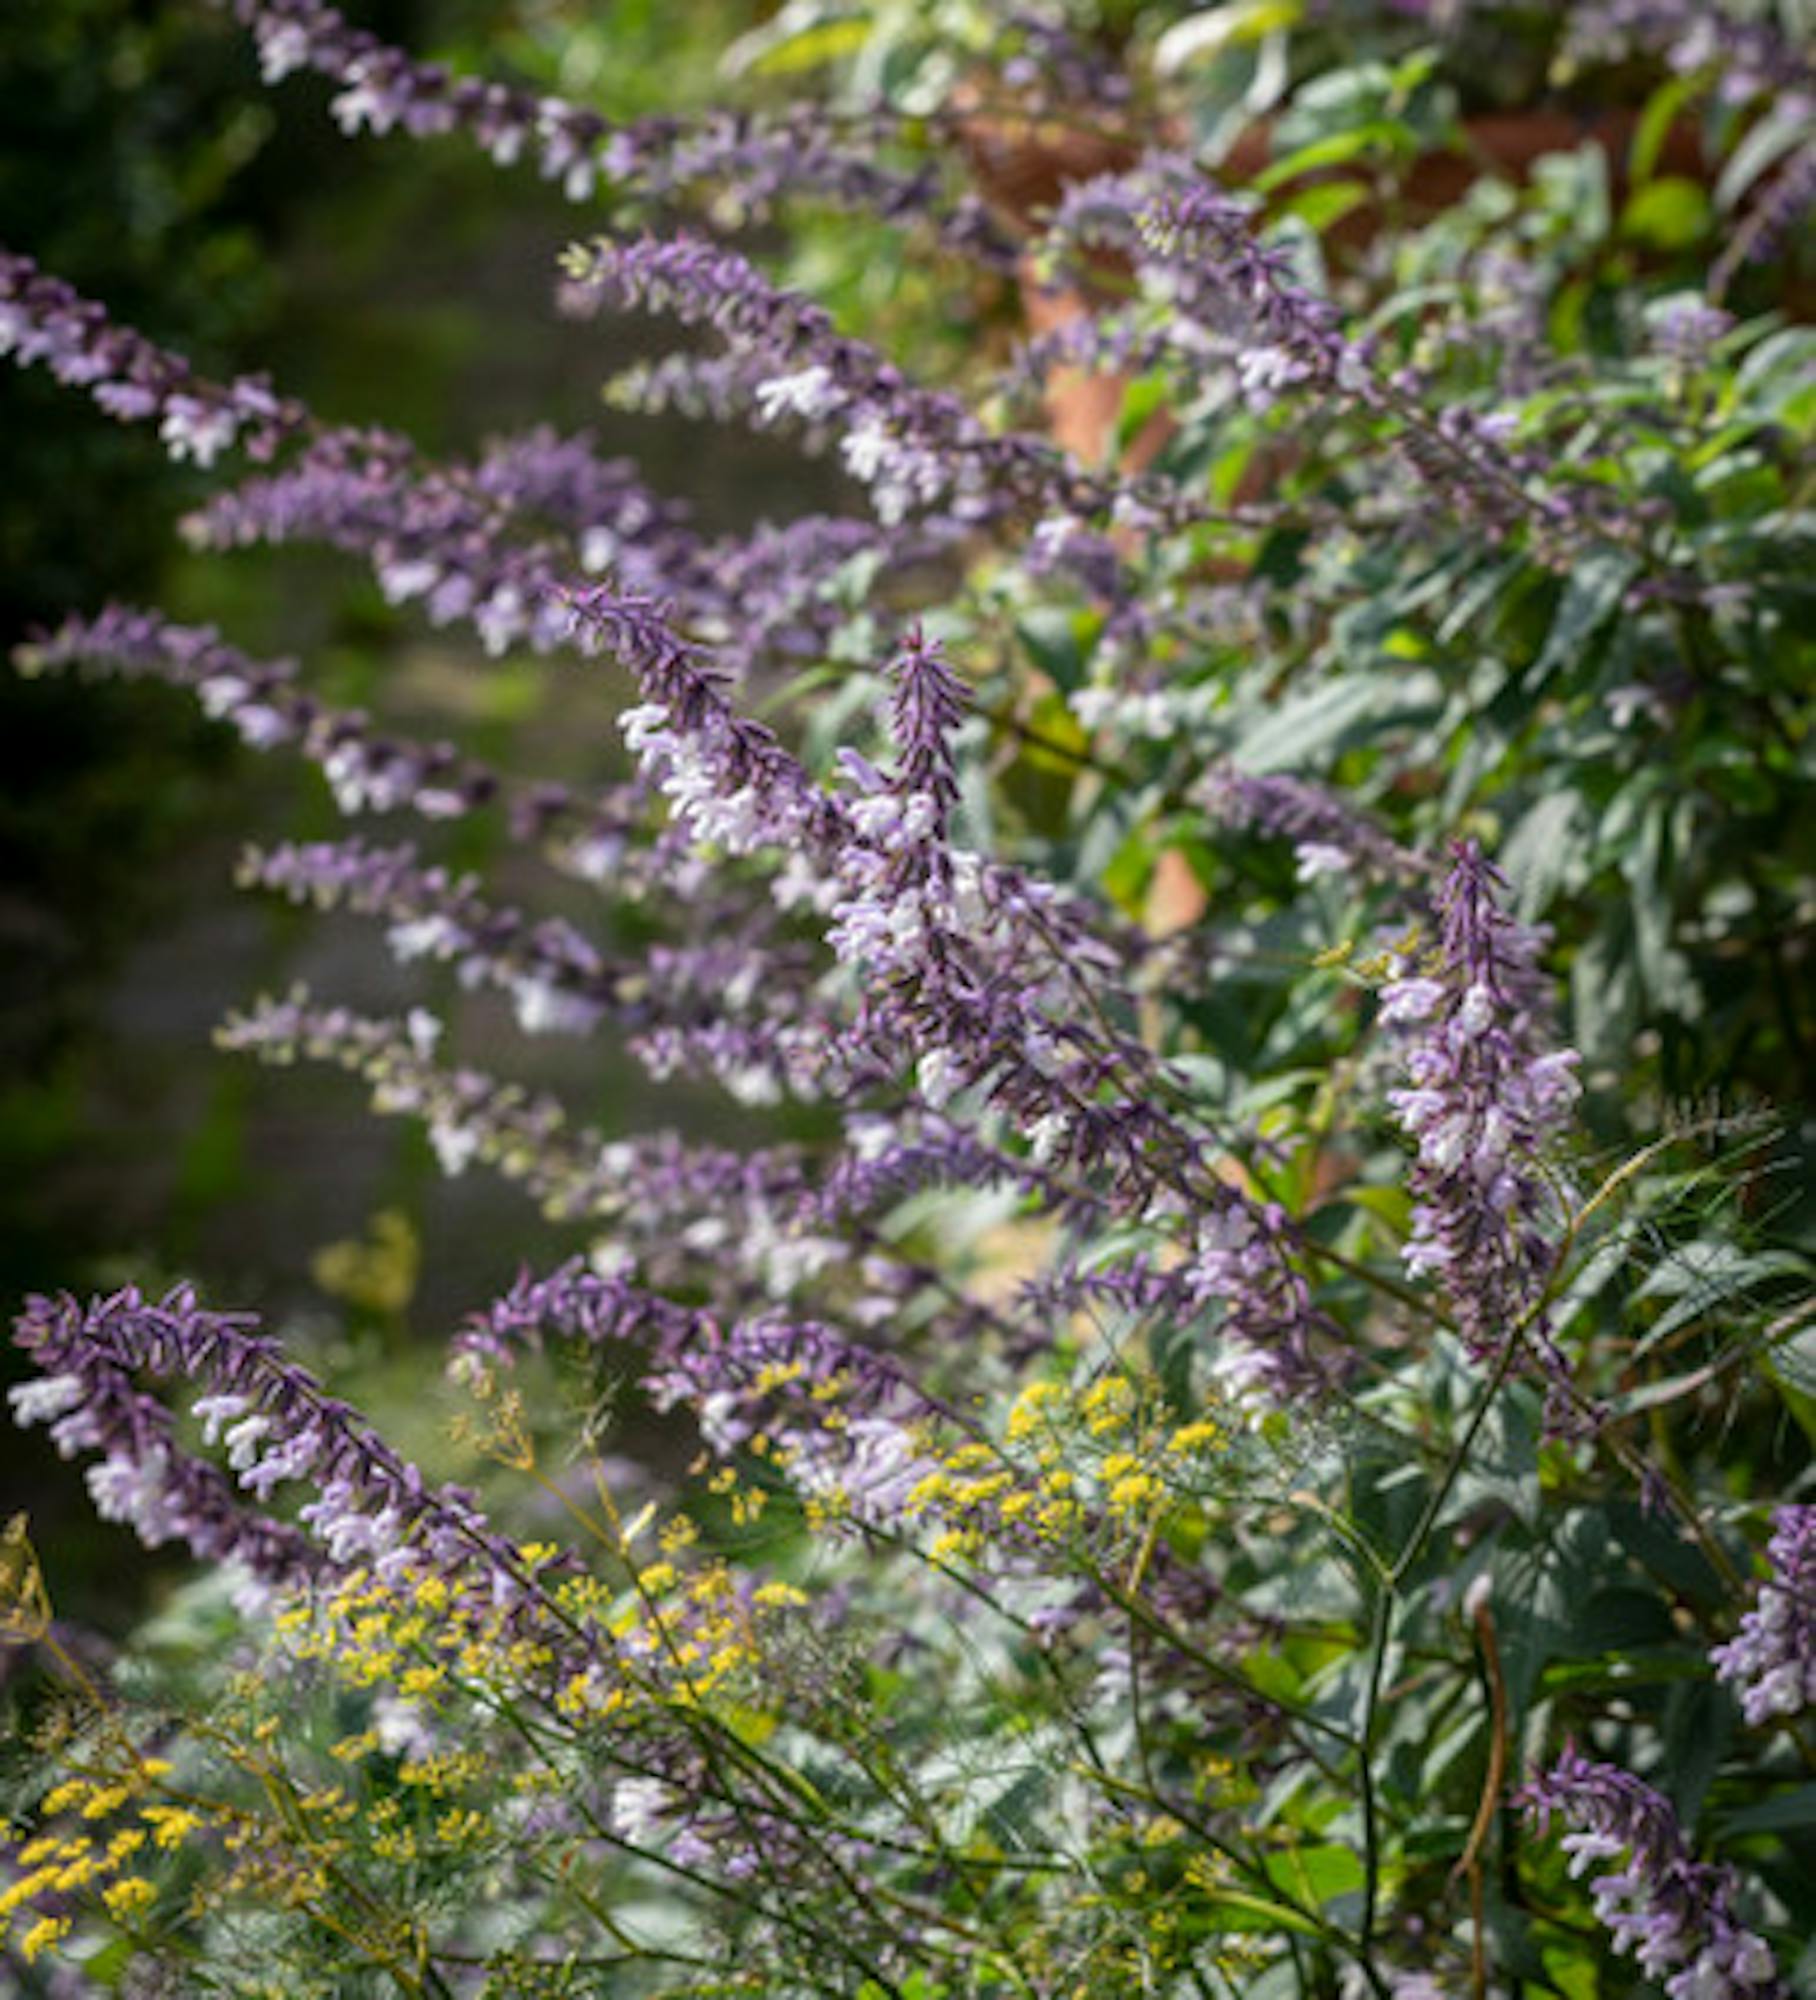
[
  {"xmin": 9, "ymin": 1283, "xmax": 616, "ymax": 1668},
  {"xmin": 1036, "ymin": 166, "xmax": 1597, "ymax": 546},
  {"xmin": 220, "ymin": 0, "xmax": 1001, "ymax": 255},
  {"xmin": 1194, "ymin": 762, "xmax": 1428, "ymax": 888},
  {"xmin": 1713, "ymin": 1506, "xmax": 1816, "ymax": 1725},
  {"xmin": 1566, "ymin": 1, "xmax": 1812, "ymax": 105},
  {"xmin": 15, "ymin": 604, "xmax": 681, "ymax": 899},
  {"xmin": 1523, "ymin": 1746, "xmax": 1785, "ymax": 1998},
  {"xmin": 9, "ymin": 1292, "xmax": 326, "ymax": 1594},
  {"xmin": 216, "ymin": 993, "xmax": 819, "ymax": 1298},
  {"xmin": 1, "ymin": 251, "xmax": 302, "ymax": 459},
  {"xmin": 1382, "ymin": 843, "xmax": 1582, "ymax": 1403},
  {"xmin": 561, "ymin": 233, "xmax": 1171, "ymax": 530},
  {"xmin": 1648, "ymin": 296, "xmax": 1737, "ymax": 365}
]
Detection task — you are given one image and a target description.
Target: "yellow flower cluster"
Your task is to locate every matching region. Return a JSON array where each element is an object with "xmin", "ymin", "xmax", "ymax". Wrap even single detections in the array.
[
  {"xmin": 894, "ymin": 1365, "xmax": 1236, "ymax": 1582},
  {"xmin": 287, "ymin": 1475, "xmax": 810, "ymax": 1753},
  {"xmin": 280, "ymin": 1563, "xmax": 556, "ymax": 1697},
  {"xmin": 1019, "ymin": 1369, "xmax": 1232, "ymax": 1537},
  {"xmin": 0, "ymin": 1758, "xmax": 184, "ymax": 1966},
  {"xmin": 906, "ymin": 1430, "xmax": 1082, "ymax": 1568}
]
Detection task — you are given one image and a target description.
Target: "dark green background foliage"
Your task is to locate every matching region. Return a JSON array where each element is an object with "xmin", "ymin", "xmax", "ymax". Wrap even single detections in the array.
[{"xmin": 0, "ymin": 0, "xmax": 846, "ymax": 1627}]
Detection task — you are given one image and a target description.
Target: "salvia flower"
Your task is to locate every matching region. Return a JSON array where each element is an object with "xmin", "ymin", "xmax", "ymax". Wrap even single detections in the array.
[
  {"xmin": 1522, "ymin": 1745, "xmax": 1785, "ymax": 1998},
  {"xmin": 1712, "ymin": 1506, "xmax": 1816, "ymax": 1725},
  {"xmin": 5, "ymin": 1331, "xmax": 320, "ymax": 1611},
  {"xmin": 214, "ymin": 990, "xmax": 815, "ymax": 1288},
  {"xmin": 9, "ymin": 1286, "xmax": 543, "ymax": 1626},
  {"xmin": 220, "ymin": 0, "xmax": 1003, "ymax": 255},
  {"xmin": 0, "ymin": 250, "xmax": 301, "ymax": 459},
  {"xmin": 1382, "ymin": 842, "xmax": 1581, "ymax": 1379},
  {"xmin": 559, "ymin": 232, "xmax": 1152, "ymax": 528},
  {"xmin": 1038, "ymin": 168, "xmax": 1593, "ymax": 547},
  {"xmin": 1192, "ymin": 761, "xmax": 1430, "ymax": 890},
  {"xmin": 241, "ymin": 837, "xmax": 623, "ymax": 1039},
  {"xmin": 1565, "ymin": 0, "xmax": 1814, "ymax": 106},
  {"xmin": 12, "ymin": 606, "xmax": 664, "ymax": 853}
]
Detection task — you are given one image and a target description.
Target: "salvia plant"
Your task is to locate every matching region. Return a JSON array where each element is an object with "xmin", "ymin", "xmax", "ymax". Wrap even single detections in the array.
[{"xmin": 2, "ymin": 1, "xmax": 1814, "ymax": 1994}]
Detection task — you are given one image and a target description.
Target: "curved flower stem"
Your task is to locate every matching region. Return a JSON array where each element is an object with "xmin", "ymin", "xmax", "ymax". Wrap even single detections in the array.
[
  {"xmin": 1358, "ymin": 1317, "xmax": 1528, "ymax": 1957},
  {"xmin": 1455, "ymin": 1592, "xmax": 1510, "ymax": 2000}
]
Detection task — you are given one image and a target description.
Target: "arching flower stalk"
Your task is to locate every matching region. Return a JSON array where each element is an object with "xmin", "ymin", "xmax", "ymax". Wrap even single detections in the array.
[{"xmin": 1522, "ymin": 1745, "xmax": 1785, "ymax": 1999}]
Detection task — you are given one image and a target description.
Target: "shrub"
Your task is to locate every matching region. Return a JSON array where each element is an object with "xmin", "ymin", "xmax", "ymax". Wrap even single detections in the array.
[{"xmin": 2, "ymin": 3, "xmax": 1813, "ymax": 1995}]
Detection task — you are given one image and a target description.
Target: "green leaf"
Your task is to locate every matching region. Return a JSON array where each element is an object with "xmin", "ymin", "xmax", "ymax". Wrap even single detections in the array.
[
  {"xmin": 1532, "ymin": 552, "xmax": 1639, "ymax": 687},
  {"xmin": 1562, "ymin": 1586, "xmax": 1677, "ymax": 1655},
  {"xmin": 721, "ymin": 1, "xmax": 870, "ymax": 78},
  {"xmin": 1328, "ymin": 1183, "xmax": 1412, "ymax": 1247},
  {"xmin": 1629, "ymin": 1243, "xmax": 1806, "ymax": 1360},
  {"xmin": 1194, "ymin": 1887, "xmax": 1324, "ymax": 1937},
  {"xmin": 1541, "ymin": 1945, "xmax": 1601, "ymax": 2000},
  {"xmin": 1715, "ymin": 110, "xmax": 1812, "ymax": 211},
  {"xmin": 1154, "ymin": 0, "xmax": 1304, "ymax": 74},
  {"xmin": 1102, "ymin": 824, "xmax": 1156, "ymax": 918},
  {"xmin": 755, "ymin": 20, "xmax": 871, "ymax": 70},
  {"xmin": 1280, "ymin": 179, "xmax": 1373, "ymax": 233},
  {"xmin": 1630, "ymin": 75, "xmax": 1701, "ymax": 186},
  {"xmin": 1500, "ymin": 791, "xmax": 1587, "ymax": 919},
  {"xmin": 1662, "ymin": 1675, "xmax": 1732, "ymax": 1826},
  {"xmin": 1722, "ymin": 1784, "xmax": 1816, "ymax": 1837},
  {"xmin": 1021, "ymin": 693, "xmax": 1090, "ymax": 775},
  {"xmin": 1232, "ymin": 668, "xmax": 1440, "ymax": 772},
  {"xmin": 1763, "ymin": 1323, "xmax": 1816, "ymax": 1449},
  {"xmin": 1264, "ymin": 1842, "xmax": 1365, "ymax": 1906},
  {"xmin": 1256, "ymin": 123, "xmax": 1403, "ymax": 190},
  {"xmin": 1115, "ymin": 372, "xmax": 1174, "ymax": 457},
  {"xmin": 1777, "ymin": 378, "xmax": 1816, "ymax": 439},
  {"xmin": 1621, "ymin": 792, "xmax": 1700, "ymax": 1016},
  {"xmin": 1015, "ymin": 608, "xmax": 1088, "ymax": 693},
  {"xmin": 1537, "ymin": 1654, "xmax": 1709, "ymax": 1695},
  {"xmin": 1621, "ymin": 177, "xmax": 1711, "ymax": 250}
]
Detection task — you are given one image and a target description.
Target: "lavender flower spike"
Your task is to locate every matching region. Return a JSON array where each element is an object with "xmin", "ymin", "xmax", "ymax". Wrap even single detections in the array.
[
  {"xmin": 11, "ymin": 1284, "xmax": 555, "ymax": 1628},
  {"xmin": 1522, "ymin": 1745, "xmax": 1785, "ymax": 1998},
  {"xmin": 220, "ymin": 0, "xmax": 993, "ymax": 251},
  {"xmin": 1712, "ymin": 1505, "xmax": 1816, "ymax": 1725},
  {"xmin": 1382, "ymin": 841, "xmax": 1580, "ymax": 1371},
  {"xmin": 6, "ymin": 1303, "xmax": 321, "ymax": 1608},
  {"xmin": 1192, "ymin": 761, "xmax": 1429, "ymax": 889},
  {"xmin": 1, "ymin": 247, "xmax": 302, "ymax": 461}
]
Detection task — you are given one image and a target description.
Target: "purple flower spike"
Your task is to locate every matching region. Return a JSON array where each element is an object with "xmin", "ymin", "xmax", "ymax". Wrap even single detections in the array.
[
  {"xmin": 1192, "ymin": 761, "xmax": 1430, "ymax": 889},
  {"xmin": 1522, "ymin": 1745, "xmax": 1785, "ymax": 1998},
  {"xmin": 1, "ymin": 249, "xmax": 303, "ymax": 460},
  {"xmin": 1383, "ymin": 842, "xmax": 1581, "ymax": 1392},
  {"xmin": 10, "ymin": 1284, "xmax": 577, "ymax": 1646},
  {"xmin": 16, "ymin": 606, "xmax": 699, "ymax": 907},
  {"xmin": 221, "ymin": 0, "xmax": 1003, "ymax": 256},
  {"xmin": 1713, "ymin": 1506, "xmax": 1816, "ymax": 1725},
  {"xmin": 888, "ymin": 625, "xmax": 968, "ymax": 831},
  {"xmin": 5, "ymin": 1336, "xmax": 321, "ymax": 1612}
]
